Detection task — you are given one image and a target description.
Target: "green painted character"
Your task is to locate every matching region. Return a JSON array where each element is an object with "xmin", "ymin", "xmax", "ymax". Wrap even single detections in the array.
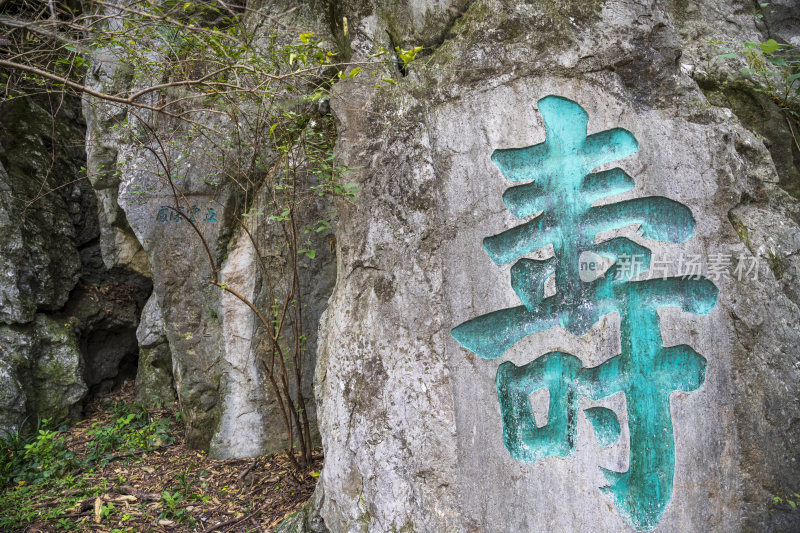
[{"xmin": 451, "ymin": 96, "xmax": 718, "ymax": 531}]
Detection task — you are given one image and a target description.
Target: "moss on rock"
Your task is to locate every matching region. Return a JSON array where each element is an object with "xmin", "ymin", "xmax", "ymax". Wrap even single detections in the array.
[{"xmin": 0, "ymin": 315, "xmax": 87, "ymax": 428}]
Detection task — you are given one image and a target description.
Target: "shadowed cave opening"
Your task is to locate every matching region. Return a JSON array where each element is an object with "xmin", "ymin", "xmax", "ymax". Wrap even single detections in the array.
[
  {"xmin": 82, "ymin": 326, "xmax": 141, "ymax": 396},
  {"xmin": 65, "ymin": 236, "xmax": 154, "ymax": 405}
]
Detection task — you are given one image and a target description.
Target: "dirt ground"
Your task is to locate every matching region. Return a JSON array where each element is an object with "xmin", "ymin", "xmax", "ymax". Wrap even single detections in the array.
[{"xmin": 6, "ymin": 383, "xmax": 321, "ymax": 532}]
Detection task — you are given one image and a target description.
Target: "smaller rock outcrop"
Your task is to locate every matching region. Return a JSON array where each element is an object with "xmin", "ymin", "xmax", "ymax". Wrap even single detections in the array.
[
  {"xmin": 135, "ymin": 295, "xmax": 176, "ymax": 407},
  {"xmin": 0, "ymin": 360, "xmax": 25, "ymax": 436},
  {"xmin": 0, "ymin": 314, "xmax": 87, "ymax": 429}
]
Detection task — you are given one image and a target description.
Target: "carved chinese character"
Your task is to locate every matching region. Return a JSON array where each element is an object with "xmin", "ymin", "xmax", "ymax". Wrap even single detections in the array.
[{"xmin": 452, "ymin": 96, "xmax": 718, "ymax": 531}]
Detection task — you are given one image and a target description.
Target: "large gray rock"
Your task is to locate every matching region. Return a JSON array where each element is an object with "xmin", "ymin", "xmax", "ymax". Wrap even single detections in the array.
[
  {"xmin": 110, "ymin": 119, "xmax": 239, "ymax": 451},
  {"xmin": 100, "ymin": 131, "xmax": 335, "ymax": 456},
  {"xmin": 312, "ymin": 0, "xmax": 800, "ymax": 531},
  {"xmin": 0, "ymin": 95, "xmax": 97, "ymax": 432},
  {"xmin": 83, "ymin": 17, "xmax": 249, "ymax": 451},
  {"xmin": 210, "ymin": 187, "xmax": 335, "ymax": 458},
  {"xmin": 83, "ymin": 51, "xmax": 150, "ymax": 278}
]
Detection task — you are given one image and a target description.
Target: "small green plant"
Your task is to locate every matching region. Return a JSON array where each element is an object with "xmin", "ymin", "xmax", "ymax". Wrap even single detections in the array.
[
  {"xmin": 771, "ymin": 492, "xmax": 800, "ymax": 510},
  {"xmin": 175, "ymin": 466, "xmax": 193, "ymax": 494},
  {"xmin": 56, "ymin": 517, "xmax": 76, "ymax": 530},
  {"xmin": 2, "ymin": 420, "xmax": 79, "ymax": 486},
  {"xmin": 159, "ymin": 490, "xmax": 192, "ymax": 524},
  {"xmin": 100, "ymin": 502, "xmax": 115, "ymax": 520},
  {"xmin": 395, "ymin": 45, "xmax": 423, "ymax": 68},
  {"xmin": 85, "ymin": 402, "xmax": 174, "ymax": 467},
  {"xmin": 0, "ymin": 426, "xmax": 28, "ymax": 487},
  {"xmin": 713, "ymin": 38, "xmax": 800, "ymax": 115}
]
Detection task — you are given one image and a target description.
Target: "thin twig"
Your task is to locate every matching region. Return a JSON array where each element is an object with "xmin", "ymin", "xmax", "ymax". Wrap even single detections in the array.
[{"xmin": 786, "ymin": 115, "xmax": 800, "ymax": 154}]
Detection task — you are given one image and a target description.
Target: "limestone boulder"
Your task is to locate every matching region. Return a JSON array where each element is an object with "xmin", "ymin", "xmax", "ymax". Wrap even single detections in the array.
[{"xmin": 311, "ymin": 0, "xmax": 800, "ymax": 531}]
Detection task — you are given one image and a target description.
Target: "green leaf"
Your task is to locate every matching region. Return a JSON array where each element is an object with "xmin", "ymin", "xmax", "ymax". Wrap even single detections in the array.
[
  {"xmin": 760, "ymin": 39, "xmax": 781, "ymax": 54},
  {"xmin": 395, "ymin": 45, "xmax": 423, "ymax": 66}
]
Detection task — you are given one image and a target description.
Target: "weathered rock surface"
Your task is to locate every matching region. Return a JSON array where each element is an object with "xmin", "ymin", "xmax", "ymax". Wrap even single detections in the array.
[
  {"xmin": 0, "ymin": 314, "xmax": 86, "ymax": 428},
  {"xmin": 0, "ymin": 98, "xmax": 83, "ymax": 325},
  {"xmin": 310, "ymin": 0, "xmax": 800, "ymax": 531},
  {"xmin": 82, "ymin": 1, "xmax": 336, "ymax": 456},
  {"xmin": 0, "ymin": 94, "xmax": 152, "ymax": 434},
  {"xmin": 0, "ymin": 96, "xmax": 88, "ymax": 432},
  {"xmin": 210, "ymin": 187, "xmax": 336, "ymax": 458},
  {"xmin": 0, "ymin": 360, "xmax": 26, "ymax": 437},
  {"xmin": 135, "ymin": 295, "xmax": 176, "ymax": 407},
  {"xmin": 83, "ymin": 51, "xmax": 150, "ymax": 278},
  {"xmin": 761, "ymin": 0, "xmax": 800, "ymax": 47}
]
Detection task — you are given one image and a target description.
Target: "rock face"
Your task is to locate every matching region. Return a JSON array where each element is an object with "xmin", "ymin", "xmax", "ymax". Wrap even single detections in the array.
[
  {"xmin": 82, "ymin": 2, "xmax": 336, "ymax": 456},
  {"xmin": 0, "ymin": 98, "xmax": 83, "ymax": 325},
  {"xmin": 0, "ymin": 315, "xmax": 86, "ymax": 428},
  {"xmin": 0, "ymin": 96, "xmax": 90, "ymax": 432},
  {"xmin": 311, "ymin": 0, "xmax": 800, "ymax": 531},
  {"xmin": 3, "ymin": 0, "xmax": 799, "ymax": 529},
  {"xmin": 0, "ymin": 94, "xmax": 152, "ymax": 435},
  {"xmin": 81, "ymin": 107, "xmax": 336, "ymax": 454},
  {"xmin": 0, "ymin": 360, "xmax": 26, "ymax": 436},
  {"xmin": 135, "ymin": 295, "xmax": 176, "ymax": 407}
]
